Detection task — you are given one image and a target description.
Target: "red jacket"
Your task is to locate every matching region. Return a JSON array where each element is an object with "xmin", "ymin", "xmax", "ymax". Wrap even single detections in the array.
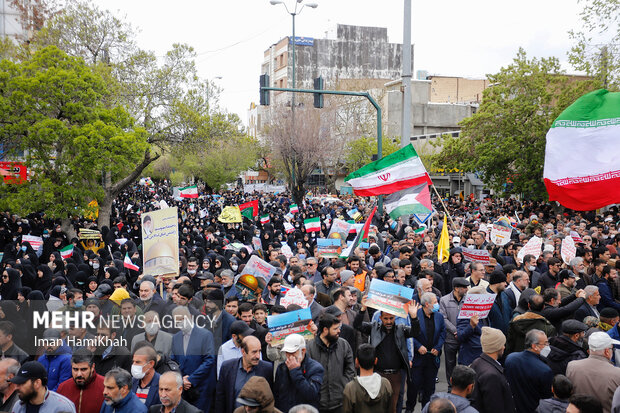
[{"xmin": 57, "ymin": 373, "xmax": 105, "ymax": 413}]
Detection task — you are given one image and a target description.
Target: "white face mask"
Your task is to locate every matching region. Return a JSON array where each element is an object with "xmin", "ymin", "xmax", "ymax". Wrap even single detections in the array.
[
  {"xmin": 528, "ymin": 265, "xmax": 536, "ymax": 272},
  {"xmin": 540, "ymin": 345, "xmax": 551, "ymax": 357},
  {"xmin": 144, "ymin": 322, "xmax": 159, "ymax": 336},
  {"xmin": 187, "ymin": 269, "xmax": 196, "ymax": 275},
  {"xmin": 131, "ymin": 364, "xmax": 148, "ymax": 380},
  {"xmin": 92, "ymin": 263, "xmax": 100, "ymax": 270}
]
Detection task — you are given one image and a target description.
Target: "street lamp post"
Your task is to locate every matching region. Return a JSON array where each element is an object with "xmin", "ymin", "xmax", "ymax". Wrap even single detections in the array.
[{"xmin": 270, "ymin": 0, "xmax": 317, "ymax": 200}]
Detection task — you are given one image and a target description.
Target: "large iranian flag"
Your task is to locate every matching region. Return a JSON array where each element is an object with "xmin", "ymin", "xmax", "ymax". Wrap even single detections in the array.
[
  {"xmin": 304, "ymin": 217, "xmax": 321, "ymax": 232},
  {"xmin": 544, "ymin": 89, "xmax": 620, "ymax": 210},
  {"xmin": 384, "ymin": 183, "xmax": 432, "ymax": 219},
  {"xmin": 345, "ymin": 143, "xmax": 432, "ymax": 196},
  {"xmin": 179, "ymin": 185, "xmax": 198, "ymax": 198}
]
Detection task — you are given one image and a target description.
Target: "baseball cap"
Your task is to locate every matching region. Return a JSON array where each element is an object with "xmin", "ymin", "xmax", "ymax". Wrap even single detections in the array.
[
  {"xmin": 588, "ymin": 332, "xmax": 620, "ymax": 351},
  {"xmin": 94, "ymin": 284, "xmax": 113, "ymax": 298},
  {"xmin": 452, "ymin": 236, "xmax": 461, "ymax": 246},
  {"xmin": 236, "ymin": 397, "xmax": 261, "ymax": 407},
  {"xmin": 9, "ymin": 361, "xmax": 47, "ymax": 384},
  {"xmin": 280, "ymin": 333, "xmax": 306, "ymax": 353},
  {"xmin": 324, "ymin": 305, "xmax": 343, "ymax": 318},
  {"xmin": 230, "ymin": 320, "xmax": 255, "ymax": 337}
]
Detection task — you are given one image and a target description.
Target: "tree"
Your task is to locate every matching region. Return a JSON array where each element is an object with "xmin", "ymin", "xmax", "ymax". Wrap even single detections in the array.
[
  {"xmin": 25, "ymin": 1, "xmax": 236, "ymax": 226},
  {"xmin": 431, "ymin": 48, "xmax": 597, "ymax": 199},
  {"xmin": 264, "ymin": 101, "xmax": 332, "ymax": 204},
  {"xmin": 0, "ymin": 46, "xmax": 148, "ymax": 236},
  {"xmin": 568, "ymin": 0, "xmax": 619, "ymax": 90},
  {"xmin": 344, "ymin": 136, "xmax": 401, "ymax": 172}
]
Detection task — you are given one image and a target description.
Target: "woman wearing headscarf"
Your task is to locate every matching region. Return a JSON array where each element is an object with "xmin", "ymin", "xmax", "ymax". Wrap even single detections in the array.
[
  {"xmin": 46, "ymin": 285, "xmax": 64, "ymax": 311},
  {"xmin": 0, "ymin": 301, "xmax": 27, "ymax": 351},
  {"xmin": 85, "ymin": 276, "xmax": 98, "ymax": 298},
  {"xmin": 26, "ymin": 290, "xmax": 48, "ymax": 356},
  {"xmin": 0, "ymin": 268, "xmax": 21, "ymax": 301},
  {"xmin": 18, "ymin": 259, "xmax": 37, "ymax": 289},
  {"xmin": 34, "ymin": 264, "xmax": 53, "ymax": 296}
]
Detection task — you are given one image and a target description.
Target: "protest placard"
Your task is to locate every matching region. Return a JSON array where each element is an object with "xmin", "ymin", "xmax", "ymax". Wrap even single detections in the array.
[
  {"xmin": 280, "ymin": 288, "xmax": 308, "ymax": 309},
  {"xmin": 517, "ymin": 236, "xmax": 542, "ymax": 263},
  {"xmin": 142, "ymin": 207, "xmax": 179, "ymax": 278},
  {"xmin": 267, "ymin": 308, "xmax": 313, "ymax": 346},
  {"xmin": 22, "ymin": 235, "xmax": 43, "ymax": 251},
  {"xmin": 490, "ymin": 224, "xmax": 512, "ymax": 246},
  {"xmin": 461, "ymin": 248, "xmax": 491, "ymax": 264},
  {"xmin": 457, "ymin": 293, "xmax": 497, "ymax": 319},
  {"xmin": 366, "ymin": 279, "xmax": 414, "ymax": 318},
  {"xmin": 317, "ymin": 238, "xmax": 342, "ymax": 258},
  {"xmin": 561, "ymin": 235, "xmax": 576, "ymax": 265}
]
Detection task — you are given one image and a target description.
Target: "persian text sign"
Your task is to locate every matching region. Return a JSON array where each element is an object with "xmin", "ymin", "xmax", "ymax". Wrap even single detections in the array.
[
  {"xmin": 461, "ymin": 248, "xmax": 490, "ymax": 264},
  {"xmin": 561, "ymin": 236, "xmax": 576, "ymax": 265},
  {"xmin": 457, "ymin": 293, "xmax": 497, "ymax": 319},
  {"xmin": 366, "ymin": 279, "xmax": 414, "ymax": 318},
  {"xmin": 490, "ymin": 224, "xmax": 512, "ymax": 246}
]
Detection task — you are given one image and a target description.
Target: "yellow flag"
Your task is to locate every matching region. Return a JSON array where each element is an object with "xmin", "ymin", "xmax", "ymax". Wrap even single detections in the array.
[
  {"xmin": 84, "ymin": 200, "xmax": 99, "ymax": 220},
  {"xmin": 438, "ymin": 215, "xmax": 450, "ymax": 263},
  {"xmin": 218, "ymin": 206, "xmax": 243, "ymax": 223}
]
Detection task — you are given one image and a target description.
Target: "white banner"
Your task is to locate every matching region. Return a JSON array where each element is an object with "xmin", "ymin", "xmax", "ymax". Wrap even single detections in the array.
[
  {"xmin": 490, "ymin": 224, "xmax": 512, "ymax": 246},
  {"xmin": 517, "ymin": 236, "xmax": 542, "ymax": 264},
  {"xmin": 561, "ymin": 236, "xmax": 576, "ymax": 265}
]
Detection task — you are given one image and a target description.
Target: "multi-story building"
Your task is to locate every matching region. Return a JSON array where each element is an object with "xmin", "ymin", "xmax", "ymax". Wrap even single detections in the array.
[{"xmin": 0, "ymin": 0, "xmax": 24, "ymax": 40}]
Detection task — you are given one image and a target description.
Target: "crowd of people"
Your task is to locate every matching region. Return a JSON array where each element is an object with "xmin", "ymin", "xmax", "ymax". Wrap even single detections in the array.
[{"xmin": 1, "ymin": 179, "xmax": 620, "ymax": 413}]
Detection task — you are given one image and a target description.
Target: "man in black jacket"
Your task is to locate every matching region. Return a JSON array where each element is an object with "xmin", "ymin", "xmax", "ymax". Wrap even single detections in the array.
[
  {"xmin": 149, "ymin": 371, "xmax": 203, "ymax": 413},
  {"xmin": 540, "ymin": 288, "xmax": 586, "ymax": 331},
  {"xmin": 470, "ymin": 327, "xmax": 515, "ymax": 413},
  {"xmin": 545, "ymin": 319, "xmax": 588, "ymax": 376}
]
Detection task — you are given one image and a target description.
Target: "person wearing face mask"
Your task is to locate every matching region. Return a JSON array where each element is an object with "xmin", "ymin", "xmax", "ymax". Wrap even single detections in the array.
[
  {"xmin": 567, "ymin": 332, "xmax": 620, "ymax": 413},
  {"xmin": 169, "ymin": 306, "xmax": 216, "ymax": 413},
  {"xmin": 407, "ymin": 293, "xmax": 446, "ymax": 412},
  {"xmin": 545, "ymin": 319, "xmax": 589, "ymax": 376},
  {"xmin": 521, "ymin": 254, "xmax": 542, "ymax": 289},
  {"xmin": 504, "ymin": 329, "xmax": 554, "ymax": 413},
  {"xmin": 131, "ymin": 345, "xmax": 161, "ymax": 409},
  {"xmin": 273, "ymin": 333, "xmax": 323, "ymax": 413},
  {"xmin": 131, "ymin": 312, "xmax": 173, "ymax": 357}
]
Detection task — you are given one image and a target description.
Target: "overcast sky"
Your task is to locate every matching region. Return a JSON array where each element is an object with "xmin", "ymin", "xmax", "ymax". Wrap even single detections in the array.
[{"xmin": 92, "ymin": 0, "xmax": 583, "ymax": 126}]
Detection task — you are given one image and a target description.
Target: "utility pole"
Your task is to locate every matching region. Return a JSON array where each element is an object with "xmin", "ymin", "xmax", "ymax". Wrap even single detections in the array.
[{"xmin": 401, "ymin": 0, "xmax": 412, "ymax": 148}]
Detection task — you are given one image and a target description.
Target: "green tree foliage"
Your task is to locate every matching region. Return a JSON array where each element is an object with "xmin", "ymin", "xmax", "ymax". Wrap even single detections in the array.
[
  {"xmin": 569, "ymin": 0, "xmax": 619, "ymax": 90},
  {"xmin": 431, "ymin": 48, "xmax": 597, "ymax": 199},
  {"xmin": 344, "ymin": 136, "xmax": 401, "ymax": 172},
  {"xmin": 0, "ymin": 46, "xmax": 148, "ymax": 232}
]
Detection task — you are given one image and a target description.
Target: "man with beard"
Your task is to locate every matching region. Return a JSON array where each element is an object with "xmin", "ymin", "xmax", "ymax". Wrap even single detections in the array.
[
  {"xmin": 306, "ymin": 313, "xmax": 355, "ymax": 413},
  {"xmin": 9, "ymin": 360, "xmax": 76, "ymax": 413},
  {"xmin": 101, "ymin": 368, "xmax": 147, "ymax": 413},
  {"xmin": 57, "ymin": 348, "xmax": 105, "ymax": 413},
  {"xmin": 546, "ymin": 319, "xmax": 589, "ymax": 376},
  {"xmin": 137, "ymin": 280, "xmax": 166, "ymax": 315},
  {"xmin": 261, "ymin": 276, "xmax": 283, "ymax": 306},
  {"xmin": 200, "ymin": 289, "xmax": 235, "ymax": 352},
  {"xmin": 148, "ymin": 371, "xmax": 202, "ymax": 413},
  {"xmin": 0, "ymin": 358, "xmax": 20, "ymax": 412}
]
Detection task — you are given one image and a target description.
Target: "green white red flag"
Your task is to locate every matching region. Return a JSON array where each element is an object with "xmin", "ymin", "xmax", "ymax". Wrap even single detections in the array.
[
  {"xmin": 290, "ymin": 204, "xmax": 299, "ymax": 214},
  {"xmin": 179, "ymin": 185, "xmax": 198, "ymax": 198},
  {"xmin": 544, "ymin": 89, "xmax": 620, "ymax": 210},
  {"xmin": 59, "ymin": 245, "xmax": 73, "ymax": 259},
  {"xmin": 304, "ymin": 217, "xmax": 321, "ymax": 232},
  {"xmin": 260, "ymin": 214, "xmax": 270, "ymax": 224},
  {"xmin": 345, "ymin": 144, "xmax": 432, "ymax": 196}
]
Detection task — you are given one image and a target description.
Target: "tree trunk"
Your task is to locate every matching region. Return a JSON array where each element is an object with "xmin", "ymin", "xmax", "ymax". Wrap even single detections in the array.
[
  {"xmin": 98, "ymin": 197, "xmax": 113, "ymax": 229},
  {"xmin": 292, "ymin": 180, "xmax": 305, "ymax": 206},
  {"xmin": 60, "ymin": 217, "xmax": 76, "ymax": 240}
]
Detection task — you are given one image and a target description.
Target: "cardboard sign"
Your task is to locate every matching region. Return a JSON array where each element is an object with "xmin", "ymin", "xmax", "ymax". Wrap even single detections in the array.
[
  {"xmin": 490, "ymin": 224, "xmax": 512, "ymax": 246},
  {"xmin": 317, "ymin": 238, "xmax": 342, "ymax": 258},
  {"xmin": 461, "ymin": 248, "xmax": 491, "ymax": 264},
  {"xmin": 517, "ymin": 236, "xmax": 542, "ymax": 264},
  {"xmin": 561, "ymin": 235, "xmax": 576, "ymax": 265},
  {"xmin": 457, "ymin": 293, "xmax": 497, "ymax": 319},
  {"xmin": 280, "ymin": 287, "xmax": 308, "ymax": 309},
  {"xmin": 252, "ymin": 236, "xmax": 262, "ymax": 251},
  {"xmin": 267, "ymin": 308, "xmax": 313, "ymax": 346},
  {"xmin": 242, "ymin": 255, "xmax": 277, "ymax": 283},
  {"xmin": 22, "ymin": 235, "xmax": 43, "ymax": 251},
  {"xmin": 327, "ymin": 219, "xmax": 350, "ymax": 244},
  {"xmin": 366, "ymin": 279, "xmax": 414, "ymax": 318}
]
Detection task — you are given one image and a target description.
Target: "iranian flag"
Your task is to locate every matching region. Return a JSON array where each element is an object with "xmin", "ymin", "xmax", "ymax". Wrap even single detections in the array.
[
  {"xmin": 290, "ymin": 204, "xmax": 299, "ymax": 214},
  {"xmin": 284, "ymin": 222, "xmax": 295, "ymax": 233},
  {"xmin": 260, "ymin": 214, "xmax": 270, "ymax": 224},
  {"xmin": 179, "ymin": 185, "xmax": 198, "ymax": 198},
  {"xmin": 59, "ymin": 245, "xmax": 73, "ymax": 259},
  {"xmin": 304, "ymin": 217, "xmax": 321, "ymax": 232},
  {"xmin": 124, "ymin": 254, "xmax": 139, "ymax": 271},
  {"xmin": 384, "ymin": 183, "xmax": 432, "ymax": 219},
  {"xmin": 345, "ymin": 143, "xmax": 432, "ymax": 196},
  {"xmin": 239, "ymin": 200, "xmax": 259, "ymax": 219},
  {"xmin": 544, "ymin": 89, "xmax": 620, "ymax": 210}
]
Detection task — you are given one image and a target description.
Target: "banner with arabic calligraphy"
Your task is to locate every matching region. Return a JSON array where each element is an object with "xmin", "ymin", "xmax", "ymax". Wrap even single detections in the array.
[{"xmin": 142, "ymin": 207, "xmax": 180, "ymax": 277}]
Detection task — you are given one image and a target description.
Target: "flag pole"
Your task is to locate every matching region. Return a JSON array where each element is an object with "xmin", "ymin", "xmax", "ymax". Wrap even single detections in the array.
[{"xmin": 431, "ymin": 184, "xmax": 458, "ymax": 231}]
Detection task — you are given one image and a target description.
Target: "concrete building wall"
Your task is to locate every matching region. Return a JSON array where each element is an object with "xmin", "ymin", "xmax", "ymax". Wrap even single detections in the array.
[{"xmin": 428, "ymin": 76, "xmax": 490, "ymax": 104}]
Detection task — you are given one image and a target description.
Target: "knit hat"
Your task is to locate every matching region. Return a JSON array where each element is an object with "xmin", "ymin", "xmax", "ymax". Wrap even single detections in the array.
[
  {"xmin": 480, "ymin": 326, "xmax": 506, "ymax": 353},
  {"xmin": 109, "ymin": 288, "xmax": 130, "ymax": 305},
  {"xmin": 489, "ymin": 270, "xmax": 507, "ymax": 285},
  {"xmin": 340, "ymin": 270, "xmax": 354, "ymax": 284}
]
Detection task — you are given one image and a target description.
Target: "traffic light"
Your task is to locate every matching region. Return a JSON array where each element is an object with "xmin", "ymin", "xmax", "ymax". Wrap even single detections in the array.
[
  {"xmin": 259, "ymin": 74, "xmax": 270, "ymax": 106},
  {"xmin": 313, "ymin": 76, "xmax": 324, "ymax": 108}
]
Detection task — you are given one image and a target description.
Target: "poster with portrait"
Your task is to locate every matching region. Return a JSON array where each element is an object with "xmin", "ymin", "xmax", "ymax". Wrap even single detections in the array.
[{"xmin": 141, "ymin": 207, "xmax": 180, "ymax": 278}]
